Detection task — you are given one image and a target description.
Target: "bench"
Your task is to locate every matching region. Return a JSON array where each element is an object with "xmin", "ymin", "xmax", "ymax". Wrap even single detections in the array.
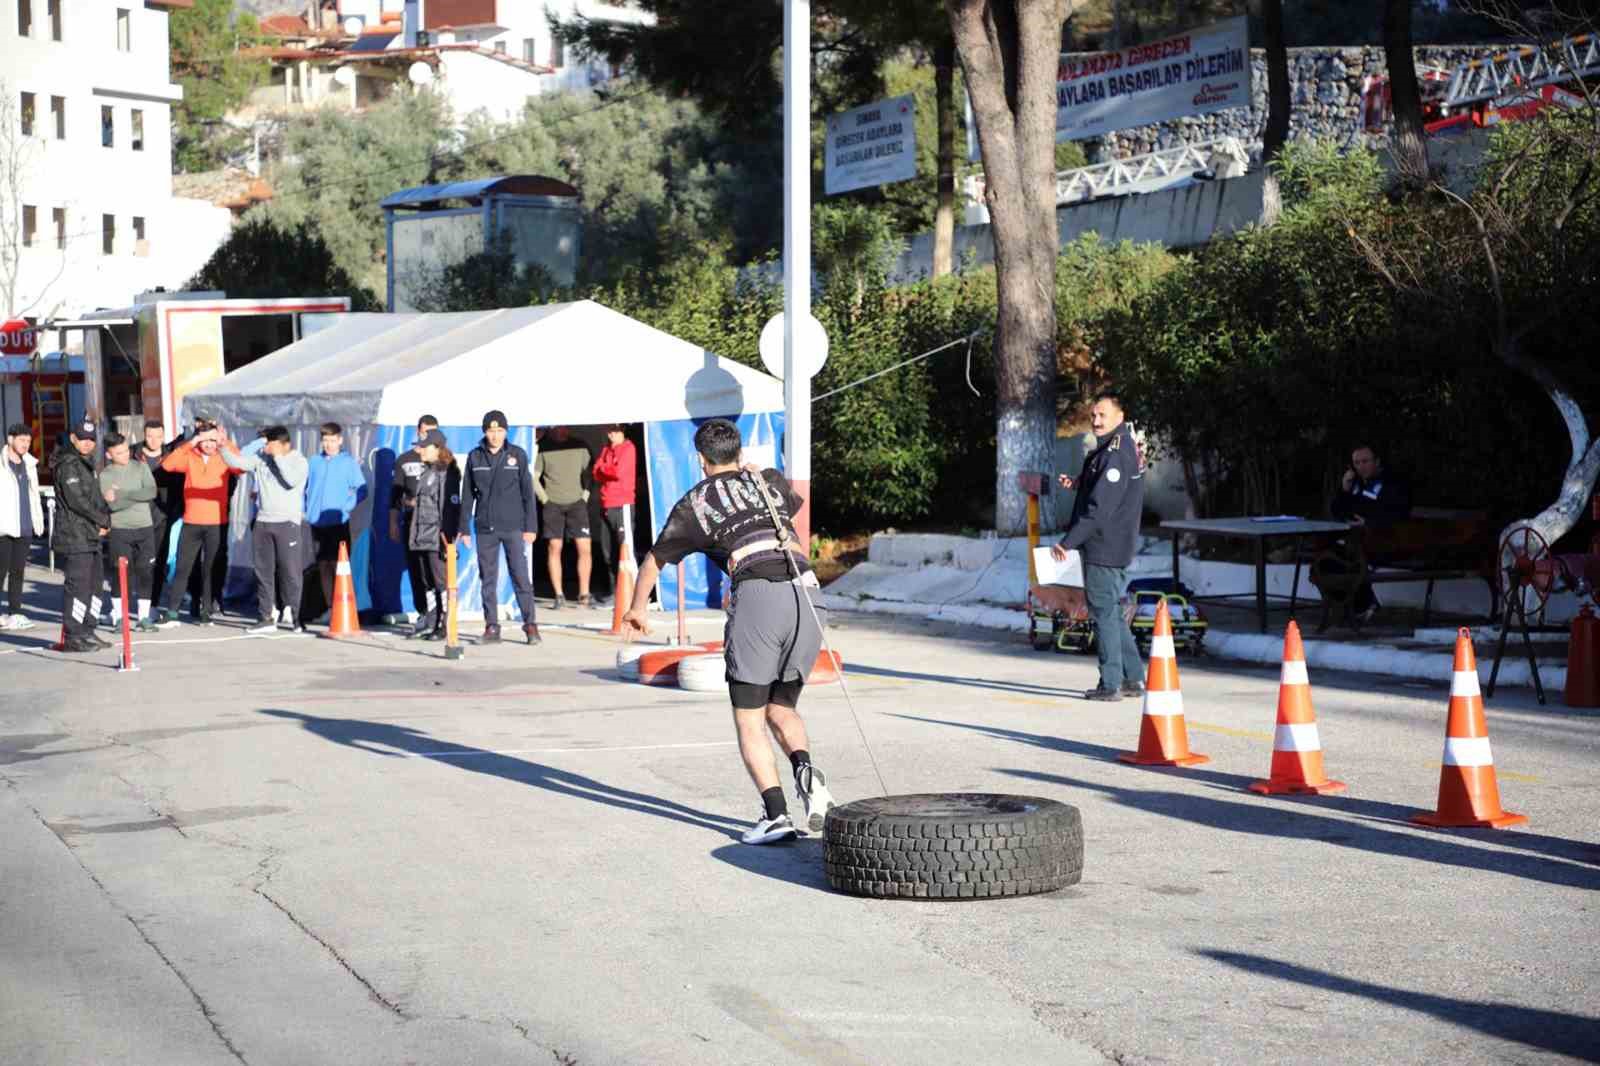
[{"xmin": 1302, "ymin": 507, "xmax": 1498, "ymax": 630}]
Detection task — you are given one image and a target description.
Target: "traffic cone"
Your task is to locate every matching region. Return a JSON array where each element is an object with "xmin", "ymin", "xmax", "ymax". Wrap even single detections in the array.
[
  {"xmin": 1249, "ymin": 620, "xmax": 1344, "ymax": 795},
  {"xmin": 50, "ymin": 621, "xmax": 66, "ymax": 652},
  {"xmin": 607, "ymin": 557, "xmax": 636, "ymax": 636},
  {"xmin": 1118, "ymin": 599, "xmax": 1209, "ymax": 767},
  {"xmin": 1412, "ymin": 628, "xmax": 1527, "ymax": 829},
  {"xmin": 320, "ymin": 542, "xmax": 362, "ymax": 640}
]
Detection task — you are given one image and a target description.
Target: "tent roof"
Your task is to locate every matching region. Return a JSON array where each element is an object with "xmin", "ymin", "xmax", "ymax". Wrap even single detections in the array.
[{"xmin": 185, "ymin": 300, "xmax": 785, "ymax": 428}]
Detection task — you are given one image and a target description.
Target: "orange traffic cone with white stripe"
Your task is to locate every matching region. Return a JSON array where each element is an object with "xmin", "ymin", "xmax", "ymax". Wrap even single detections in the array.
[
  {"xmin": 1118, "ymin": 599, "xmax": 1209, "ymax": 767},
  {"xmin": 320, "ymin": 541, "xmax": 362, "ymax": 639},
  {"xmin": 1412, "ymin": 628, "xmax": 1527, "ymax": 829},
  {"xmin": 1249, "ymin": 621, "xmax": 1345, "ymax": 795}
]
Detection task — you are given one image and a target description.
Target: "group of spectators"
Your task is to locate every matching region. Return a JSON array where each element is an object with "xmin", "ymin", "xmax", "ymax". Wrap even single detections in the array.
[{"xmin": 1, "ymin": 410, "xmax": 638, "ymax": 655}]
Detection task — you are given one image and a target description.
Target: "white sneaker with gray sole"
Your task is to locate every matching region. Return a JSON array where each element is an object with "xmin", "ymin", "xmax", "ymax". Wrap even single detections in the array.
[
  {"xmin": 740, "ymin": 813, "xmax": 798, "ymax": 845},
  {"xmin": 795, "ymin": 764, "xmax": 835, "ymax": 833}
]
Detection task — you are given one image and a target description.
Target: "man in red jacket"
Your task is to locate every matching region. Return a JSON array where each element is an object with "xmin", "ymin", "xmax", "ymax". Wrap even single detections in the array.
[{"xmin": 591, "ymin": 424, "xmax": 636, "ymax": 605}]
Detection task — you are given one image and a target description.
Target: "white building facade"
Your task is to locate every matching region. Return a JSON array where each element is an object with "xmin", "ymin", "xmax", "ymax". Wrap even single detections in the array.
[{"xmin": 3, "ymin": 0, "xmax": 232, "ymax": 323}]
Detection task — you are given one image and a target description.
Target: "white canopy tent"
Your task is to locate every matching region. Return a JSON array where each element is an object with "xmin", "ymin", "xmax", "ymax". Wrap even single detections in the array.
[{"xmin": 184, "ymin": 300, "xmax": 786, "ymax": 616}]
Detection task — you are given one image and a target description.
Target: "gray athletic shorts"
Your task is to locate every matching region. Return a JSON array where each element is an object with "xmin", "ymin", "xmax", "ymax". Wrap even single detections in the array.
[{"xmin": 725, "ymin": 575, "xmax": 826, "ymax": 699}]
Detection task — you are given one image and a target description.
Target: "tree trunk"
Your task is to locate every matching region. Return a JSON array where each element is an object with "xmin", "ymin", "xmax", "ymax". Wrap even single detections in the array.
[
  {"xmin": 933, "ymin": 37, "xmax": 958, "ymax": 278},
  {"xmin": 1258, "ymin": 0, "xmax": 1290, "ymax": 226},
  {"xmin": 950, "ymin": 0, "xmax": 1068, "ymax": 535},
  {"xmin": 1382, "ymin": 0, "xmax": 1430, "ymax": 191},
  {"xmin": 1499, "ymin": 343, "xmax": 1600, "ymax": 612}
]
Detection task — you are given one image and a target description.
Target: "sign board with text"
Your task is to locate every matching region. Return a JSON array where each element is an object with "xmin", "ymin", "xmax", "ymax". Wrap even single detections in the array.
[
  {"xmin": 825, "ymin": 95, "xmax": 917, "ymax": 196},
  {"xmin": 1055, "ymin": 17, "xmax": 1251, "ymax": 142},
  {"xmin": 1, "ymin": 319, "xmax": 38, "ymax": 356}
]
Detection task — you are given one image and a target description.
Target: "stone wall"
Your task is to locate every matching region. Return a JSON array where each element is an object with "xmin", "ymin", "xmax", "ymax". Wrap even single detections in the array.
[{"xmin": 1095, "ymin": 45, "xmax": 1503, "ymax": 159}]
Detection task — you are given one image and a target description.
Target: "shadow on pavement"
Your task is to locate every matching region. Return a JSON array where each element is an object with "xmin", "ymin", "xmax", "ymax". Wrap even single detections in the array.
[
  {"xmin": 999, "ymin": 767, "xmax": 1600, "ymax": 892},
  {"xmin": 258, "ymin": 708, "xmax": 745, "ymax": 839},
  {"xmin": 848, "ymin": 663, "xmax": 1090, "ymax": 699},
  {"xmin": 709, "ymin": 836, "xmax": 832, "ymax": 892},
  {"xmin": 1197, "ymin": 949, "xmax": 1600, "ymax": 1060}
]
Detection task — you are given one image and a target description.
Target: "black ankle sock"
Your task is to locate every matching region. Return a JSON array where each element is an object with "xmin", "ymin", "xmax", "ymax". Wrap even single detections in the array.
[
  {"xmin": 789, "ymin": 750, "xmax": 811, "ymax": 775},
  {"xmin": 761, "ymin": 787, "xmax": 787, "ymax": 821}
]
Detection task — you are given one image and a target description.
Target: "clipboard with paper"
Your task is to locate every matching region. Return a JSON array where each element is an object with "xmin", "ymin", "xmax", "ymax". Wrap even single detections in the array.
[{"xmin": 1032, "ymin": 546, "xmax": 1084, "ymax": 588}]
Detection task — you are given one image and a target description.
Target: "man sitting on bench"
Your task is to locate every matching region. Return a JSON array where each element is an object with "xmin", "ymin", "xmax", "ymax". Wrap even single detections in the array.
[{"xmin": 1327, "ymin": 444, "xmax": 1412, "ymax": 622}]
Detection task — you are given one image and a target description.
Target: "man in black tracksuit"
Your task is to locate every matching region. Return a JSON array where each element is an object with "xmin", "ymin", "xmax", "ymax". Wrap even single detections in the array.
[
  {"xmin": 51, "ymin": 420, "xmax": 112, "ymax": 653},
  {"xmin": 388, "ymin": 414, "xmax": 438, "ymax": 618},
  {"xmin": 458, "ymin": 409, "xmax": 540, "ymax": 645},
  {"xmin": 141, "ymin": 419, "xmax": 184, "ymax": 608},
  {"xmin": 1054, "ymin": 391, "xmax": 1146, "ymax": 701}
]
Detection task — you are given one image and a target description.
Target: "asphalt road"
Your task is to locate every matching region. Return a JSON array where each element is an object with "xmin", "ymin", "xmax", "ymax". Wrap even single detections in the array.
[{"xmin": 2, "ymin": 593, "xmax": 1596, "ymax": 1065}]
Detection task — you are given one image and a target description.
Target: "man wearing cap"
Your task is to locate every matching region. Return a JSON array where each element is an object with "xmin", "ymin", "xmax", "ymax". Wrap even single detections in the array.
[
  {"xmin": 50, "ymin": 420, "xmax": 112, "ymax": 653},
  {"xmin": 1, "ymin": 423, "xmax": 43, "ymax": 630},
  {"xmin": 221, "ymin": 425, "xmax": 309, "ymax": 634},
  {"xmin": 458, "ymin": 410, "xmax": 539, "ymax": 645}
]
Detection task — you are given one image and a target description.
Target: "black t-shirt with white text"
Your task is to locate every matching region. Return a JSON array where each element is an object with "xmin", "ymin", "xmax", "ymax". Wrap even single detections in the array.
[{"xmin": 650, "ymin": 469, "xmax": 811, "ymax": 584}]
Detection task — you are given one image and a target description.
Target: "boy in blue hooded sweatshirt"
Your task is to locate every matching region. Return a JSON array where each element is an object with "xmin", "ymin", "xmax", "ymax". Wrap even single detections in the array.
[{"xmin": 304, "ymin": 422, "xmax": 367, "ymax": 623}]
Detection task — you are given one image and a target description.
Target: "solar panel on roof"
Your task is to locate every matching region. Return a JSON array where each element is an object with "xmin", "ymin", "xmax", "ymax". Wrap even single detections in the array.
[{"xmin": 348, "ymin": 32, "xmax": 398, "ymax": 53}]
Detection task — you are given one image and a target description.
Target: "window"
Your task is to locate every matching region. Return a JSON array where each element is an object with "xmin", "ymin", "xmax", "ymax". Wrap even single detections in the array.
[
  {"xmin": 101, "ymin": 105, "xmax": 113, "ymax": 148},
  {"xmin": 17, "ymin": 0, "xmax": 30, "ymax": 37},
  {"xmin": 47, "ymin": 0, "xmax": 58, "ymax": 40},
  {"xmin": 50, "ymin": 95, "xmax": 63, "ymax": 139},
  {"xmin": 116, "ymin": 8, "xmax": 130, "ymax": 51},
  {"xmin": 102, "ymin": 213, "xmax": 114, "ymax": 256},
  {"xmin": 20, "ymin": 92, "xmax": 34, "ymax": 137},
  {"xmin": 522, "ymin": 37, "xmax": 535, "ymax": 63},
  {"xmin": 132, "ymin": 216, "xmax": 146, "ymax": 255},
  {"xmin": 493, "ymin": 39, "xmax": 505, "ymax": 54},
  {"xmin": 22, "ymin": 206, "xmax": 36, "ymax": 248},
  {"xmin": 130, "ymin": 108, "xmax": 143, "ymax": 151},
  {"xmin": 551, "ymin": 33, "xmax": 565, "ymax": 68},
  {"xmin": 52, "ymin": 207, "xmax": 65, "ymax": 250}
]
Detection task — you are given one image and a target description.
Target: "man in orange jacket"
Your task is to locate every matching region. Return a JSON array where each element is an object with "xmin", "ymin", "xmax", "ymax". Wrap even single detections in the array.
[{"xmin": 155, "ymin": 418, "xmax": 238, "ymax": 626}]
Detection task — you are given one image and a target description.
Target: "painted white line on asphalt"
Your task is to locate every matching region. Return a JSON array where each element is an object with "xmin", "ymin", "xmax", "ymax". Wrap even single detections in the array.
[{"xmin": 407, "ymin": 740, "xmax": 738, "ymax": 759}]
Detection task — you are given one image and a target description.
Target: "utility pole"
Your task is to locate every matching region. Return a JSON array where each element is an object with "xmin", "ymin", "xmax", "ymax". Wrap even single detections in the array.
[{"xmin": 782, "ymin": 0, "xmax": 815, "ymax": 551}]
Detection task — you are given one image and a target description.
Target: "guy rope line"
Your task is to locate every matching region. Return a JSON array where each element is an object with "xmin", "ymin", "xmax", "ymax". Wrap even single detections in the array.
[{"xmin": 812, "ymin": 330, "xmax": 985, "ymax": 403}]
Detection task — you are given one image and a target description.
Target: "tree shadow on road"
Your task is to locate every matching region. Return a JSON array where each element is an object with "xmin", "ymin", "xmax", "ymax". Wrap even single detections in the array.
[
  {"xmin": 258, "ymin": 708, "xmax": 745, "ymax": 839},
  {"xmin": 998, "ymin": 767, "xmax": 1600, "ymax": 892},
  {"xmin": 1197, "ymin": 949, "xmax": 1600, "ymax": 1060}
]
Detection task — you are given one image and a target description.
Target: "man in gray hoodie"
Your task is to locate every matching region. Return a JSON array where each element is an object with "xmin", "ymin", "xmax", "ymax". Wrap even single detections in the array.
[
  {"xmin": 222, "ymin": 426, "xmax": 309, "ymax": 634},
  {"xmin": 99, "ymin": 432, "xmax": 160, "ymax": 631}
]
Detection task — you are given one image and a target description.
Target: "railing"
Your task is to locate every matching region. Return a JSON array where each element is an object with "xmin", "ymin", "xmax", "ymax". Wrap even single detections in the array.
[{"xmin": 965, "ymin": 137, "xmax": 1254, "ymax": 214}]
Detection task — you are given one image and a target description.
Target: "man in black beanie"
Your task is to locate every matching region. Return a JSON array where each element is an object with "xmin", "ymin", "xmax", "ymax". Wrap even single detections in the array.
[{"xmin": 457, "ymin": 410, "xmax": 540, "ymax": 645}]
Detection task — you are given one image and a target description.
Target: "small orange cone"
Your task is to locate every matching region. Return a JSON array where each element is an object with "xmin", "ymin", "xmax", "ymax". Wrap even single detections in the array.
[
  {"xmin": 1119, "ymin": 599, "xmax": 1209, "ymax": 767},
  {"xmin": 1412, "ymin": 628, "xmax": 1527, "ymax": 829},
  {"xmin": 1249, "ymin": 621, "xmax": 1345, "ymax": 795},
  {"xmin": 607, "ymin": 557, "xmax": 636, "ymax": 637},
  {"xmin": 321, "ymin": 541, "xmax": 362, "ymax": 639}
]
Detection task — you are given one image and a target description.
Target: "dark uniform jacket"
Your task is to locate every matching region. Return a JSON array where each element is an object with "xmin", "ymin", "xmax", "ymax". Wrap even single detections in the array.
[
  {"xmin": 1330, "ymin": 471, "xmax": 1411, "ymax": 530},
  {"xmin": 50, "ymin": 449, "xmax": 111, "ymax": 555},
  {"xmin": 408, "ymin": 462, "xmax": 461, "ymax": 552},
  {"xmin": 1060, "ymin": 422, "xmax": 1145, "ymax": 569},
  {"xmin": 458, "ymin": 442, "xmax": 537, "ymax": 534},
  {"xmin": 391, "ymin": 447, "xmax": 424, "ymax": 516}
]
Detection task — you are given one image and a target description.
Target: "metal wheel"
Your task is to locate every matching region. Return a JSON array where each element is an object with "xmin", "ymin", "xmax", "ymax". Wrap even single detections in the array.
[{"xmin": 1498, "ymin": 525, "xmax": 1554, "ymax": 625}]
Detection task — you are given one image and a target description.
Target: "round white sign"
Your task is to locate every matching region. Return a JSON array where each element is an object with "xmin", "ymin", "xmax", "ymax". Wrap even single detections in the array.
[{"xmin": 758, "ymin": 312, "xmax": 830, "ymax": 380}]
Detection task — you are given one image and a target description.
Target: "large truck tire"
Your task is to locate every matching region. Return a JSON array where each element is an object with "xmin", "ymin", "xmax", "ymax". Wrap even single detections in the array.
[{"xmin": 823, "ymin": 793, "xmax": 1083, "ymax": 900}]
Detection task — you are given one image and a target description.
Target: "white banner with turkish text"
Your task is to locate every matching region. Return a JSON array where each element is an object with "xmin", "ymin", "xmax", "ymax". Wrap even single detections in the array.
[
  {"xmin": 825, "ymin": 94, "xmax": 917, "ymax": 196},
  {"xmin": 1055, "ymin": 17, "xmax": 1251, "ymax": 142}
]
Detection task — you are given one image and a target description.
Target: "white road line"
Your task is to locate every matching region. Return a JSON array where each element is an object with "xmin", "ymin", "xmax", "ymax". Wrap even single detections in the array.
[{"xmin": 407, "ymin": 740, "xmax": 737, "ymax": 759}]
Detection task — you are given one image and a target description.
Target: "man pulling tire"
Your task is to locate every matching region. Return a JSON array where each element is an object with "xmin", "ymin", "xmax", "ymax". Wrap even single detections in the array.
[{"xmin": 621, "ymin": 419, "xmax": 835, "ymax": 845}]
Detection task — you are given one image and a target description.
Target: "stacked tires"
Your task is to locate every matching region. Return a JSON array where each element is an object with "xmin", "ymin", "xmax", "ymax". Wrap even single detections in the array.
[{"xmin": 823, "ymin": 794, "xmax": 1083, "ymax": 900}]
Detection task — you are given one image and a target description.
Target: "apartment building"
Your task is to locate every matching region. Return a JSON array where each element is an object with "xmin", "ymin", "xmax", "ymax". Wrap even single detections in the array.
[{"xmin": 3, "ymin": 0, "xmax": 232, "ymax": 322}]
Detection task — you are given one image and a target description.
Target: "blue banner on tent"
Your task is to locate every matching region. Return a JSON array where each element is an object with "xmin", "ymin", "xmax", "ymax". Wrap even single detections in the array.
[{"xmin": 645, "ymin": 412, "xmax": 784, "ymax": 610}]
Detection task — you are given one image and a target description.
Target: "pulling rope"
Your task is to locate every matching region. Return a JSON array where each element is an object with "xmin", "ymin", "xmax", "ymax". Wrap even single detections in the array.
[
  {"xmin": 812, "ymin": 330, "xmax": 985, "ymax": 404},
  {"xmin": 742, "ymin": 470, "xmax": 890, "ymax": 797}
]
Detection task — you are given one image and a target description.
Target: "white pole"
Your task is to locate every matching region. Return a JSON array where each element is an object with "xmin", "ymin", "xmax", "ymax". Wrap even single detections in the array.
[{"xmin": 782, "ymin": 0, "xmax": 813, "ymax": 551}]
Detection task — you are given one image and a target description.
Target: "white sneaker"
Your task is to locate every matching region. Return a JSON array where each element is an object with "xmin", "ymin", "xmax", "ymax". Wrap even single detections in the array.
[
  {"xmin": 277, "ymin": 609, "xmax": 299, "ymax": 631},
  {"xmin": 741, "ymin": 813, "xmax": 798, "ymax": 845},
  {"xmin": 245, "ymin": 620, "xmax": 277, "ymax": 636},
  {"xmin": 795, "ymin": 764, "xmax": 835, "ymax": 833},
  {"xmin": 2, "ymin": 614, "xmax": 23, "ymax": 630}
]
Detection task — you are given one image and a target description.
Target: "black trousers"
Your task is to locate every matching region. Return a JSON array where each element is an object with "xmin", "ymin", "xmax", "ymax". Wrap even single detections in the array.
[
  {"xmin": 409, "ymin": 547, "xmax": 446, "ymax": 623},
  {"xmin": 149, "ymin": 515, "xmax": 175, "ymax": 606},
  {"xmin": 107, "ymin": 527, "xmax": 155, "ymax": 606},
  {"xmin": 252, "ymin": 521, "xmax": 305, "ymax": 622},
  {"xmin": 166, "ymin": 523, "xmax": 223, "ymax": 617},
  {"xmin": 401, "ymin": 514, "xmax": 431, "ymax": 612},
  {"xmin": 598, "ymin": 504, "xmax": 634, "ymax": 594},
  {"xmin": 0, "ymin": 533, "xmax": 29, "ymax": 615},
  {"xmin": 476, "ymin": 529, "xmax": 536, "ymax": 626},
  {"xmin": 61, "ymin": 549, "xmax": 103, "ymax": 639}
]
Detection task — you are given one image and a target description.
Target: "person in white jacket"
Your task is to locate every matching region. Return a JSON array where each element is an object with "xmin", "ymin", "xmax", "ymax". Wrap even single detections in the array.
[{"xmin": 1, "ymin": 424, "xmax": 45, "ymax": 630}]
